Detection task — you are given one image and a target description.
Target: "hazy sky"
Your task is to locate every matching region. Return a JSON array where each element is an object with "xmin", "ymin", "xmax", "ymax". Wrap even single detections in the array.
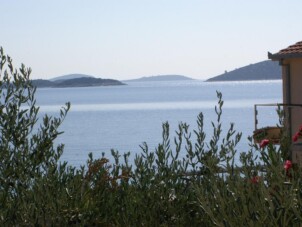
[{"xmin": 1, "ymin": 1, "xmax": 302, "ymax": 80}]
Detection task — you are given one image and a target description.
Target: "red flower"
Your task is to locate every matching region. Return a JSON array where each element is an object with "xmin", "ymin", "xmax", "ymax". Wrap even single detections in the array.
[
  {"xmin": 293, "ymin": 132, "xmax": 299, "ymax": 142},
  {"xmin": 284, "ymin": 160, "xmax": 292, "ymax": 171},
  {"xmin": 260, "ymin": 139, "xmax": 269, "ymax": 148},
  {"xmin": 293, "ymin": 125, "xmax": 302, "ymax": 142},
  {"xmin": 299, "ymin": 125, "xmax": 302, "ymax": 133},
  {"xmin": 251, "ymin": 176, "xmax": 260, "ymax": 184}
]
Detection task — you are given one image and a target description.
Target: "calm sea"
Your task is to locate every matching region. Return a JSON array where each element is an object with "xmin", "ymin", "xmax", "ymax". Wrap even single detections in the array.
[{"xmin": 35, "ymin": 80, "xmax": 282, "ymax": 167}]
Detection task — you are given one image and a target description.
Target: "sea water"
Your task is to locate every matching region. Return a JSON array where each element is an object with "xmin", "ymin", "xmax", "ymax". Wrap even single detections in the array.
[{"xmin": 35, "ymin": 80, "xmax": 282, "ymax": 167}]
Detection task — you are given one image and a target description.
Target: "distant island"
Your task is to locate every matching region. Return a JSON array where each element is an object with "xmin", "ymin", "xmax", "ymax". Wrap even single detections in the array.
[
  {"xmin": 31, "ymin": 74, "xmax": 125, "ymax": 88},
  {"xmin": 31, "ymin": 60, "xmax": 282, "ymax": 88},
  {"xmin": 123, "ymin": 75, "xmax": 194, "ymax": 82},
  {"xmin": 49, "ymin": 73, "xmax": 93, "ymax": 82},
  {"xmin": 206, "ymin": 60, "xmax": 281, "ymax": 82}
]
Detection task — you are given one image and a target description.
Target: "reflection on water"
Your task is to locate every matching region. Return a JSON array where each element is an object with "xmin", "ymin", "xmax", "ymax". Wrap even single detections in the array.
[{"xmin": 38, "ymin": 98, "xmax": 280, "ymax": 112}]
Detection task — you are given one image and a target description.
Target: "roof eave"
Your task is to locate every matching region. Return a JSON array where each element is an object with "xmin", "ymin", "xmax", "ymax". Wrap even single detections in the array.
[{"xmin": 268, "ymin": 52, "xmax": 302, "ymax": 60}]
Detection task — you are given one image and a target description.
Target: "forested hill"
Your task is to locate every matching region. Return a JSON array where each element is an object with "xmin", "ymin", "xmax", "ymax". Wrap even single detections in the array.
[{"xmin": 206, "ymin": 60, "xmax": 281, "ymax": 82}]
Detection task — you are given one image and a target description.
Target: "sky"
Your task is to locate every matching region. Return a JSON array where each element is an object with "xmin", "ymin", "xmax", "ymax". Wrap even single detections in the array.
[{"xmin": 1, "ymin": 0, "xmax": 302, "ymax": 81}]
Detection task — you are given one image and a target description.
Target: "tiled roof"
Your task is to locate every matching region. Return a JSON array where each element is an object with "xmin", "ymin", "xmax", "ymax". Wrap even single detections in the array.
[
  {"xmin": 277, "ymin": 41, "xmax": 302, "ymax": 55},
  {"xmin": 269, "ymin": 41, "xmax": 302, "ymax": 60}
]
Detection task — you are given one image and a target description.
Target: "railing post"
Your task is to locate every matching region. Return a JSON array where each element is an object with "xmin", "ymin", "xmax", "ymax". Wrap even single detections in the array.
[{"xmin": 254, "ymin": 104, "xmax": 258, "ymax": 131}]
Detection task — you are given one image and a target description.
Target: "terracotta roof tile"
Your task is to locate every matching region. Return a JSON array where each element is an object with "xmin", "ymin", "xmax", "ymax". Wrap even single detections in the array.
[
  {"xmin": 277, "ymin": 41, "xmax": 302, "ymax": 55},
  {"xmin": 268, "ymin": 41, "xmax": 302, "ymax": 60}
]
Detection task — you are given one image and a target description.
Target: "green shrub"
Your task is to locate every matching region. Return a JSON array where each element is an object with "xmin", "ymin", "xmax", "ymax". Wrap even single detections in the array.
[{"xmin": 0, "ymin": 47, "xmax": 72, "ymax": 225}]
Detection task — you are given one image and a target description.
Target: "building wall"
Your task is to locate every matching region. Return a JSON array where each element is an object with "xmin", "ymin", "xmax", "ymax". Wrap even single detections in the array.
[
  {"xmin": 282, "ymin": 59, "xmax": 302, "ymax": 133},
  {"xmin": 281, "ymin": 64, "xmax": 290, "ymax": 135},
  {"xmin": 282, "ymin": 64, "xmax": 288, "ymax": 104},
  {"xmin": 282, "ymin": 58, "xmax": 302, "ymax": 163},
  {"xmin": 289, "ymin": 58, "xmax": 302, "ymax": 135}
]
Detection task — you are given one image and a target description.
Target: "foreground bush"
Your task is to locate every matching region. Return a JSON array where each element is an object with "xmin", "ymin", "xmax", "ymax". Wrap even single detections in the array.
[{"xmin": 0, "ymin": 47, "xmax": 301, "ymax": 226}]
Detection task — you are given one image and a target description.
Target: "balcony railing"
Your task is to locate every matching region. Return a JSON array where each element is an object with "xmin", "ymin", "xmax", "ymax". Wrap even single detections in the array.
[{"xmin": 253, "ymin": 103, "xmax": 302, "ymax": 143}]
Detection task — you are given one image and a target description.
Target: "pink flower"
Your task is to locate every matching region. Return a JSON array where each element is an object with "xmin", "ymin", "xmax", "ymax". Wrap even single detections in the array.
[
  {"xmin": 284, "ymin": 160, "xmax": 292, "ymax": 171},
  {"xmin": 293, "ymin": 132, "xmax": 299, "ymax": 142},
  {"xmin": 260, "ymin": 139, "xmax": 269, "ymax": 148}
]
